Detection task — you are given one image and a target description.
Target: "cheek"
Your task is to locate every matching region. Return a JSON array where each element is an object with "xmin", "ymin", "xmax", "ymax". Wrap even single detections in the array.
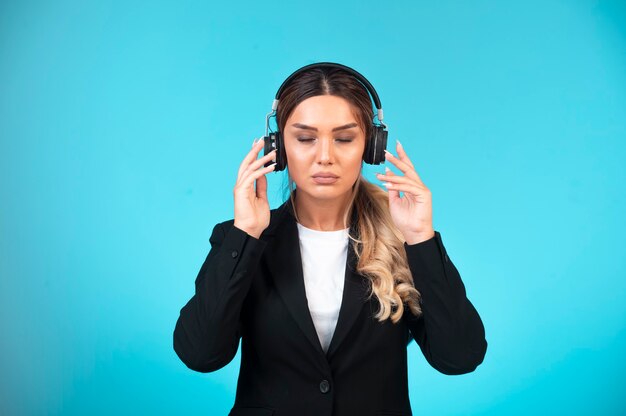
[
  {"xmin": 284, "ymin": 147, "xmax": 309, "ymax": 176},
  {"xmin": 348, "ymin": 158, "xmax": 363, "ymax": 178},
  {"xmin": 345, "ymin": 145, "xmax": 365, "ymax": 166}
]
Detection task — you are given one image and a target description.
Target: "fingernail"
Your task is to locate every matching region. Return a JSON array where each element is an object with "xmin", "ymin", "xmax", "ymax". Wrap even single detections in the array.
[
  {"xmin": 396, "ymin": 139, "xmax": 402, "ymax": 147},
  {"xmin": 383, "ymin": 182, "xmax": 392, "ymax": 187},
  {"xmin": 384, "ymin": 149, "xmax": 392, "ymax": 155},
  {"xmin": 385, "ymin": 166, "xmax": 391, "ymax": 173}
]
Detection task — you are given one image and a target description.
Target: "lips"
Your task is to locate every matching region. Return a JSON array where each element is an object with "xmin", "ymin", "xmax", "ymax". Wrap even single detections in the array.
[{"xmin": 312, "ymin": 173, "xmax": 339, "ymax": 185}]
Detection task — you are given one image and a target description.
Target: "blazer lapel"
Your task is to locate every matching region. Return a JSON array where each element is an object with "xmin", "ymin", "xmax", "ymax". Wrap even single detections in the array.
[
  {"xmin": 325, "ymin": 236, "xmax": 369, "ymax": 359},
  {"xmin": 263, "ymin": 198, "xmax": 370, "ymax": 360},
  {"xmin": 264, "ymin": 199, "xmax": 325, "ymax": 356}
]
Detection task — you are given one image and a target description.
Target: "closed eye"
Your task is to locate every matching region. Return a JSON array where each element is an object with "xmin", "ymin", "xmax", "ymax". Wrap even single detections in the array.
[{"xmin": 296, "ymin": 137, "xmax": 354, "ymax": 143}]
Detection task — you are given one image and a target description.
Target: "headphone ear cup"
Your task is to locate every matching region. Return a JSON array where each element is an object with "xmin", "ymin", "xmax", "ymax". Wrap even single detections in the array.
[
  {"xmin": 363, "ymin": 126, "xmax": 388, "ymax": 165},
  {"xmin": 264, "ymin": 132, "xmax": 286, "ymax": 171},
  {"xmin": 274, "ymin": 132, "xmax": 286, "ymax": 171},
  {"xmin": 373, "ymin": 127, "xmax": 388, "ymax": 165}
]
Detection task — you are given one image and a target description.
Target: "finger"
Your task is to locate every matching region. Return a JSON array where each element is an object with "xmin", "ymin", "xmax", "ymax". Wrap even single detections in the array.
[
  {"xmin": 386, "ymin": 182, "xmax": 400, "ymax": 202},
  {"xmin": 238, "ymin": 142, "xmax": 274, "ymax": 184},
  {"xmin": 376, "ymin": 166, "xmax": 410, "ymax": 183},
  {"xmin": 239, "ymin": 162, "xmax": 277, "ymax": 190},
  {"xmin": 381, "ymin": 166, "xmax": 400, "ymax": 179},
  {"xmin": 237, "ymin": 137, "xmax": 266, "ymax": 181},
  {"xmin": 382, "ymin": 182, "xmax": 424, "ymax": 197},
  {"xmin": 384, "ymin": 150, "xmax": 425, "ymax": 186},
  {"xmin": 379, "ymin": 167, "xmax": 401, "ymax": 201},
  {"xmin": 376, "ymin": 170, "xmax": 427, "ymax": 191},
  {"xmin": 237, "ymin": 137, "xmax": 265, "ymax": 180},
  {"xmin": 242, "ymin": 149, "xmax": 277, "ymax": 180},
  {"xmin": 395, "ymin": 140, "xmax": 415, "ymax": 170}
]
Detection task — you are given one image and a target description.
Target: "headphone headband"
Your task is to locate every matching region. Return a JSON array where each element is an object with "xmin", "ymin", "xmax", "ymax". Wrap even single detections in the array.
[
  {"xmin": 274, "ymin": 62, "xmax": 383, "ymax": 110},
  {"xmin": 265, "ymin": 62, "xmax": 386, "ymax": 137}
]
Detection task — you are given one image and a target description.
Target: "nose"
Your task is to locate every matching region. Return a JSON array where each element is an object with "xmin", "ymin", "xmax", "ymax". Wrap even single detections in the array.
[{"xmin": 318, "ymin": 137, "xmax": 333, "ymax": 165}]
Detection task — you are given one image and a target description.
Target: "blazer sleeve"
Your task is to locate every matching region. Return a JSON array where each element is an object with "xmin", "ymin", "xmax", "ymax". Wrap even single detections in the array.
[
  {"xmin": 403, "ymin": 231, "xmax": 488, "ymax": 375},
  {"xmin": 173, "ymin": 221, "xmax": 268, "ymax": 373}
]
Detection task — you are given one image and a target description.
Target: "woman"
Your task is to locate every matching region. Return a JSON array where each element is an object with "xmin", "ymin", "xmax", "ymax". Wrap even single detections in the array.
[{"xmin": 173, "ymin": 63, "xmax": 487, "ymax": 416}]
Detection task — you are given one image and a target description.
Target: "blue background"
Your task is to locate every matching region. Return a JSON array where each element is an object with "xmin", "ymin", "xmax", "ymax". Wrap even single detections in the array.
[{"xmin": 1, "ymin": 0, "xmax": 625, "ymax": 414}]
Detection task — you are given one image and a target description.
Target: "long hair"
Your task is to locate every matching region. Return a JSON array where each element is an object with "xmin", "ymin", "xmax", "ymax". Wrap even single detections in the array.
[{"xmin": 275, "ymin": 65, "xmax": 422, "ymax": 323}]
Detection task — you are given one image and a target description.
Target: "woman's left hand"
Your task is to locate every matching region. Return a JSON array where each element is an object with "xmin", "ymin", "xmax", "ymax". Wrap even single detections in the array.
[{"xmin": 376, "ymin": 140, "xmax": 435, "ymax": 245}]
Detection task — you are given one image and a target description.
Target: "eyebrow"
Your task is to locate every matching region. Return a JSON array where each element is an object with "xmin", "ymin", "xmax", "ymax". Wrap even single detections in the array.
[{"xmin": 290, "ymin": 122, "xmax": 358, "ymax": 132}]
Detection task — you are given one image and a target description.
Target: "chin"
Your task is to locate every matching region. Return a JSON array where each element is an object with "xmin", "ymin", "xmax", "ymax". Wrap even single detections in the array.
[{"xmin": 300, "ymin": 184, "xmax": 353, "ymax": 201}]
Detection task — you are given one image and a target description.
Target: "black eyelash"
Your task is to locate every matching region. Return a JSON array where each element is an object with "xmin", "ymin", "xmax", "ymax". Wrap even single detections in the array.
[{"xmin": 296, "ymin": 137, "xmax": 354, "ymax": 142}]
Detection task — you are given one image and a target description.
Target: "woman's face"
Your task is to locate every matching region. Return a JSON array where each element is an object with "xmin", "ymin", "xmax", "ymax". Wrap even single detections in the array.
[{"xmin": 283, "ymin": 95, "xmax": 366, "ymax": 202}]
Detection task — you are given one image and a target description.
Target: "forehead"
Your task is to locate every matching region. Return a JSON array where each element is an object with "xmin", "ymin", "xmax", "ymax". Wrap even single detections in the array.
[{"xmin": 286, "ymin": 95, "xmax": 359, "ymax": 126}]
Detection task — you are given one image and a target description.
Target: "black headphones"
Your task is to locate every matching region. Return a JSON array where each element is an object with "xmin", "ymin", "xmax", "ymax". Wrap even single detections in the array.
[{"xmin": 263, "ymin": 62, "xmax": 388, "ymax": 172}]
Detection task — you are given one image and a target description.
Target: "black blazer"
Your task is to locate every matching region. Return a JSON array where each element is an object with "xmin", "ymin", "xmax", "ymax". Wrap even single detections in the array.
[{"xmin": 173, "ymin": 198, "xmax": 487, "ymax": 416}]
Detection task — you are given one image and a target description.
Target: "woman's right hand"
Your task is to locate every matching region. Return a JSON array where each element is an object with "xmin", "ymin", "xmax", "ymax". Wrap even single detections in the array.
[{"xmin": 233, "ymin": 137, "xmax": 277, "ymax": 239}]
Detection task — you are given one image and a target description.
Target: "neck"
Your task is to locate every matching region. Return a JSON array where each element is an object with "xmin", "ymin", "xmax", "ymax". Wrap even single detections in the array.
[{"xmin": 294, "ymin": 189, "xmax": 352, "ymax": 231}]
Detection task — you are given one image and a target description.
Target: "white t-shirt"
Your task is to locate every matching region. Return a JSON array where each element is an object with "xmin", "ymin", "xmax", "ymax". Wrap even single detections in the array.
[{"xmin": 296, "ymin": 222, "xmax": 350, "ymax": 353}]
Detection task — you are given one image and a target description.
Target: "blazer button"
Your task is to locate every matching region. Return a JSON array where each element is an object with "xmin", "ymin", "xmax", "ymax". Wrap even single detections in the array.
[
  {"xmin": 231, "ymin": 250, "xmax": 238, "ymax": 258},
  {"xmin": 319, "ymin": 379, "xmax": 330, "ymax": 393}
]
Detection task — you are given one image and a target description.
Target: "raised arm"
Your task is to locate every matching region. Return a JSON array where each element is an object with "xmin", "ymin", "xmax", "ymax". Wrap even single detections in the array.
[
  {"xmin": 403, "ymin": 231, "xmax": 487, "ymax": 375},
  {"xmin": 173, "ymin": 222, "xmax": 267, "ymax": 372},
  {"xmin": 173, "ymin": 137, "xmax": 276, "ymax": 372}
]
